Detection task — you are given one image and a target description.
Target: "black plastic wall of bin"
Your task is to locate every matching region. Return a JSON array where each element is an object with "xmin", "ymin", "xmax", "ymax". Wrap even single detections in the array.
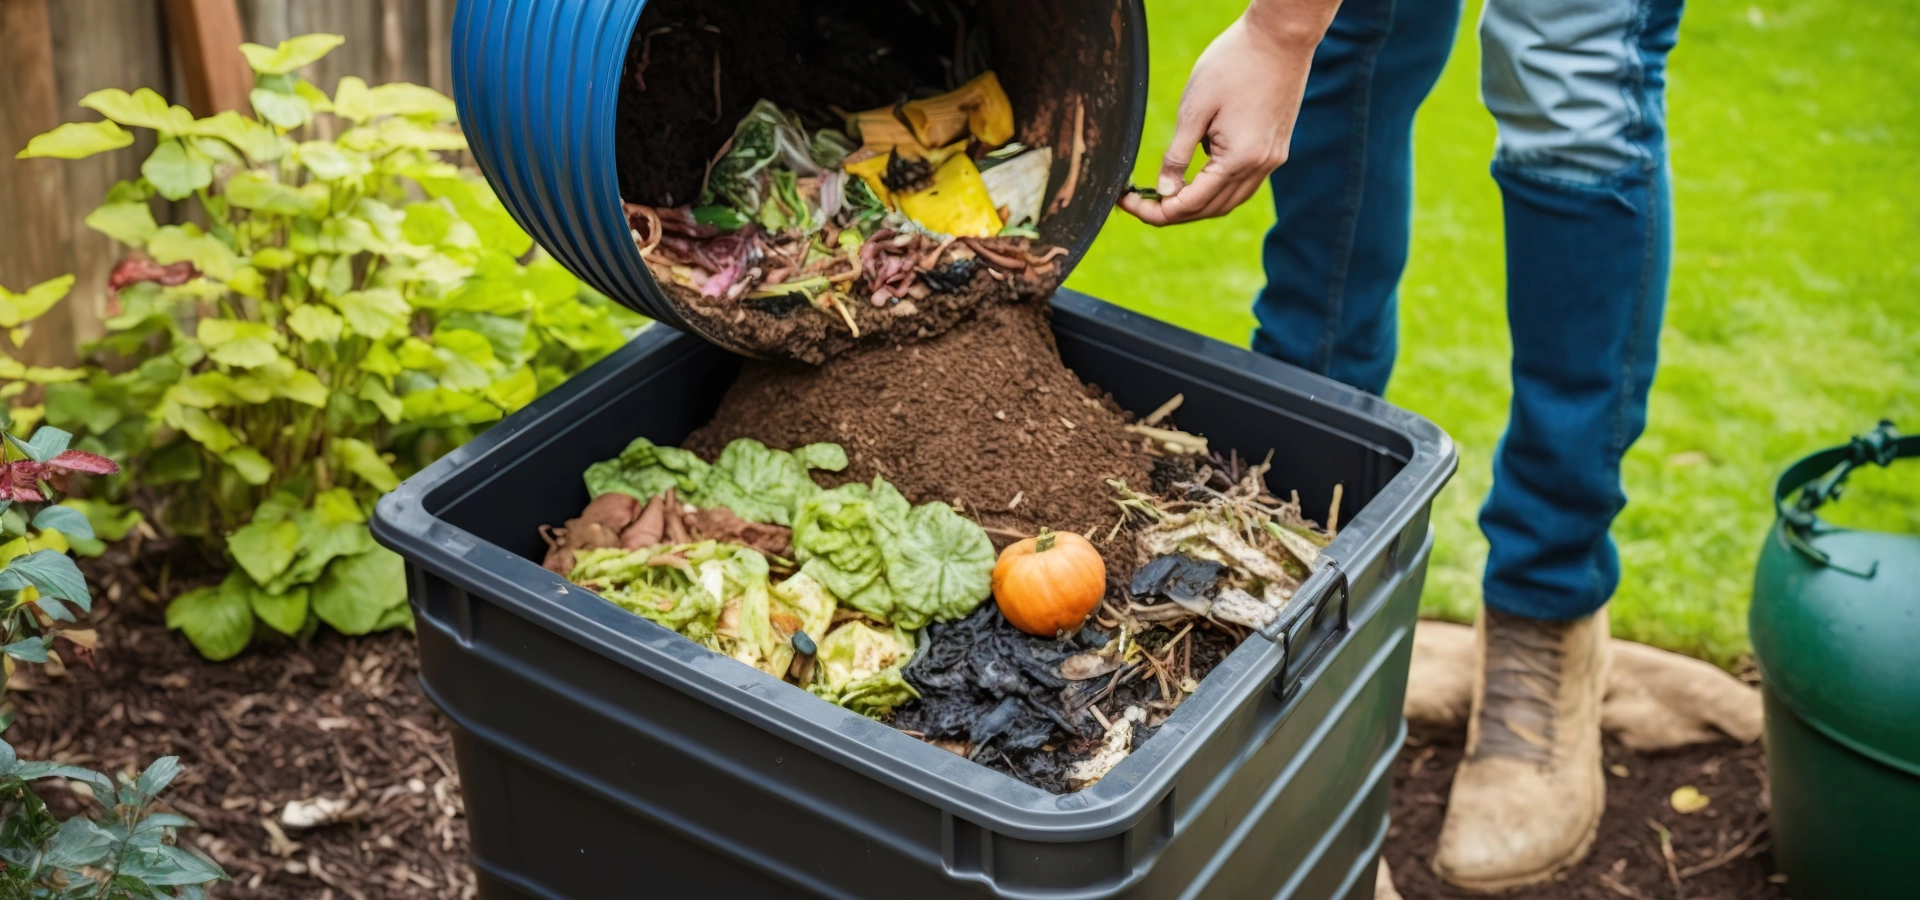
[{"xmin": 373, "ymin": 289, "xmax": 1455, "ymax": 899}]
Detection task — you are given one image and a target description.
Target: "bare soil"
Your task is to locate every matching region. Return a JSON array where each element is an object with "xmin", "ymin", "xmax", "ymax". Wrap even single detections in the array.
[{"xmin": 1385, "ymin": 723, "xmax": 1783, "ymax": 900}]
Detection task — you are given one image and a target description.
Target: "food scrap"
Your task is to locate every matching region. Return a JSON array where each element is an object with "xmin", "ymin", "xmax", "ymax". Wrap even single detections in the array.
[
  {"xmin": 625, "ymin": 72, "xmax": 1068, "ymax": 360},
  {"xmin": 538, "ymin": 402, "xmax": 1338, "ymax": 794}
]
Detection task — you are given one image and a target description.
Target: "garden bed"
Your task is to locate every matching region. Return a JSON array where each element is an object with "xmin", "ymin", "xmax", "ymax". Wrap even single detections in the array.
[{"xmin": 8, "ymin": 543, "xmax": 471, "ymax": 900}]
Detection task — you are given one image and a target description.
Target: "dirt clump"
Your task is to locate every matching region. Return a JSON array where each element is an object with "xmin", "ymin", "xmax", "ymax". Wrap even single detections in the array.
[{"xmin": 686, "ymin": 300, "xmax": 1152, "ymax": 540}]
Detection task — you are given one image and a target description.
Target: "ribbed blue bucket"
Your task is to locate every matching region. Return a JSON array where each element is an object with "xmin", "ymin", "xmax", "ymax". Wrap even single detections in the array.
[{"xmin": 452, "ymin": 0, "xmax": 1149, "ymax": 347}]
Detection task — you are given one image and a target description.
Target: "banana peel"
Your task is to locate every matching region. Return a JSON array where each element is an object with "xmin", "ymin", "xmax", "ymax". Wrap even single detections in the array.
[
  {"xmin": 902, "ymin": 71, "xmax": 1015, "ymax": 148},
  {"xmin": 896, "ymin": 154, "xmax": 1004, "ymax": 238}
]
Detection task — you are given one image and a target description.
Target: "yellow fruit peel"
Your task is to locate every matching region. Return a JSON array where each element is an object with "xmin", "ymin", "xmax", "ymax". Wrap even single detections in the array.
[{"xmin": 897, "ymin": 155, "xmax": 1004, "ymax": 238}]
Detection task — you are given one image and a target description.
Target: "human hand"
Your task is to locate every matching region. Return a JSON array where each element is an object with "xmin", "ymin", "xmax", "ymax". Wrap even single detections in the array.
[{"xmin": 1118, "ymin": 6, "xmax": 1329, "ymax": 226}]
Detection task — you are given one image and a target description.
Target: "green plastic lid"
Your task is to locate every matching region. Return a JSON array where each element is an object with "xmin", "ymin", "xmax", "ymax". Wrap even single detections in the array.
[{"xmin": 1750, "ymin": 424, "xmax": 1920, "ymax": 775}]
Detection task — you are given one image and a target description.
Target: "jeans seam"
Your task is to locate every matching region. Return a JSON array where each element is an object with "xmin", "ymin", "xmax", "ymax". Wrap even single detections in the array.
[{"xmin": 1314, "ymin": 0, "xmax": 1397, "ymax": 372}]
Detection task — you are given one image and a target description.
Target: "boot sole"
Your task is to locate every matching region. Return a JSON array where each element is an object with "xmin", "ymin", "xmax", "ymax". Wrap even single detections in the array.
[{"xmin": 1431, "ymin": 805, "xmax": 1603, "ymax": 894}]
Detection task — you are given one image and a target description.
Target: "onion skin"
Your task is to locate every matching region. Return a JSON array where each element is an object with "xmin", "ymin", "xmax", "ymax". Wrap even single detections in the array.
[{"xmin": 992, "ymin": 529, "xmax": 1107, "ymax": 637}]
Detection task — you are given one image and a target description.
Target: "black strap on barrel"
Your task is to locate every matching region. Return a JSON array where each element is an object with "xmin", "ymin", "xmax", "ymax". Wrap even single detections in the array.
[{"xmin": 1772, "ymin": 420, "xmax": 1917, "ymax": 578}]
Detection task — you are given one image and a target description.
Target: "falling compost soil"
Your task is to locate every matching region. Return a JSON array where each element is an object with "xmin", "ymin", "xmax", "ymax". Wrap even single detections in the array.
[
  {"xmin": 1385, "ymin": 723, "xmax": 1784, "ymax": 900},
  {"xmin": 685, "ymin": 301, "xmax": 1154, "ymax": 542},
  {"xmin": 8, "ymin": 542, "xmax": 471, "ymax": 900}
]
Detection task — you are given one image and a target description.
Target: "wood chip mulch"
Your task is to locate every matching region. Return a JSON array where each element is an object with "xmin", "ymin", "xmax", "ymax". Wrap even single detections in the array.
[{"xmin": 5, "ymin": 542, "xmax": 472, "ymax": 900}]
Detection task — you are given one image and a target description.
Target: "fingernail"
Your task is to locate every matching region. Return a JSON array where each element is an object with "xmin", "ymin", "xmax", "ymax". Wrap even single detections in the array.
[{"xmin": 1158, "ymin": 175, "xmax": 1182, "ymax": 197}]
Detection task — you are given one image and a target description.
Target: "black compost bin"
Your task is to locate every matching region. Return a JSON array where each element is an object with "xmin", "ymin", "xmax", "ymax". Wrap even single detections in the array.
[
  {"xmin": 450, "ymin": 0, "xmax": 1147, "ymax": 353},
  {"xmin": 372, "ymin": 290, "xmax": 1456, "ymax": 899}
]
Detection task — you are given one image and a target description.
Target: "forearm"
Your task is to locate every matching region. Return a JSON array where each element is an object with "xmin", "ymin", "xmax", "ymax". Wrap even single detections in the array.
[{"xmin": 1243, "ymin": 0, "xmax": 1343, "ymax": 52}]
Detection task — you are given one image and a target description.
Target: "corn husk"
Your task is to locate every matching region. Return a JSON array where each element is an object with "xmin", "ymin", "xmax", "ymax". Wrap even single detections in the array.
[
  {"xmin": 896, "ymin": 154, "xmax": 1004, "ymax": 238},
  {"xmin": 902, "ymin": 71, "xmax": 1015, "ymax": 148}
]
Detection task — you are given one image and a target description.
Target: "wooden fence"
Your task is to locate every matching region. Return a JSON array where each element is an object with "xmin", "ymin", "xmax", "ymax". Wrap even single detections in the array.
[{"xmin": 0, "ymin": 0, "xmax": 455, "ymax": 367}]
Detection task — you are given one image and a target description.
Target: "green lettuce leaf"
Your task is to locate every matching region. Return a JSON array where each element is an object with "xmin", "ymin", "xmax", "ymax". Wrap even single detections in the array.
[
  {"xmin": 698, "ymin": 439, "xmax": 845, "ymax": 526},
  {"xmin": 792, "ymin": 477, "xmax": 991, "ymax": 629},
  {"xmin": 882, "ymin": 500, "xmax": 996, "ymax": 630},
  {"xmin": 807, "ymin": 620, "xmax": 918, "ymax": 718},
  {"xmin": 584, "ymin": 436, "xmax": 711, "ymax": 502}
]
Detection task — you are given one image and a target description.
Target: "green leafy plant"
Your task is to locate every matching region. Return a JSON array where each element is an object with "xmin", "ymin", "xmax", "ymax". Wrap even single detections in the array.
[
  {"xmin": 0, "ymin": 739, "xmax": 226, "ymax": 897},
  {"xmin": 1, "ymin": 280, "xmax": 116, "ymax": 709},
  {"xmin": 17, "ymin": 34, "xmax": 646, "ymax": 660}
]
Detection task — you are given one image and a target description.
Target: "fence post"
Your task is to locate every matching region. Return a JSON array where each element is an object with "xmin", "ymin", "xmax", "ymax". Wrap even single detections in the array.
[
  {"xmin": 0, "ymin": 0, "xmax": 78, "ymax": 367},
  {"xmin": 162, "ymin": 0, "xmax": 251, "ymax": 116}
]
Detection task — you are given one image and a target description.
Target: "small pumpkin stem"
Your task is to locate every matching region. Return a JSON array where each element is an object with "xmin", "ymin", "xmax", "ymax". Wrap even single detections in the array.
[{"xmin": 1035, "ymin": 527, "xmax": 1055, "ymax": 553}]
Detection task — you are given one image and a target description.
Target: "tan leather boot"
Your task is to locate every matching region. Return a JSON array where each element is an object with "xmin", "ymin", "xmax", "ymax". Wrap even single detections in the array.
[{"xmin": 1432, "ymin": 605, "xmax": 1610, "ymax": 891}]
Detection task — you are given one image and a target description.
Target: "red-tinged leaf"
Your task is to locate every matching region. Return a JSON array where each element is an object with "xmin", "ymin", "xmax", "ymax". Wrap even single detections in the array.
[{"xmin": 46, "ymin": 450, "xmax": 119, "ymax": 476}]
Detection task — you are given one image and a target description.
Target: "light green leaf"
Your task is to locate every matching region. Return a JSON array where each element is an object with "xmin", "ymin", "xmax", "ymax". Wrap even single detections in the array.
[
  {"xmin": 222, "ymin": 446, "xmax": 274, "ymax": 485},
  {"xmin": 32, "ymin": 506, "xmax": 95, "ymax": 541},
  {"xmin": 197, "ymin": 319, "xmax": 284, "ymax": 368},
  {"xmin": 239, "ymin": 33, "xmax": 346, "ymax": 75},
  {"xmin": 435, "ymin": 328, "xmax": 497, "ymax": 367},
  {"xmin": 296, "ymin": 140, "xmax": 371, "ymax": 182},
  {"xmin": 0, "ymin": 275, "xmax": 74, "ymax": 328},
  {"xmin": 165, "ymin": 578, "xmax": 254, "ymax": 661},
  {"xmin": 401, "ymin": 201, "xmax": 453, "ymax": 246},
  {"xmin": 164, "ymin": 403, "xmax": 238, "ymax": 454},
  {"xmin": 332, "ymin": 437, "xmax": 399, "ymax": 492},
  {"xmin": 270, "ymin": 365, "xmax": 329, "ymax": 407},
  {"xmin": 141, "ymin": 138, "xmax": 214, "ymax": 201},
  {"xmin": 17, "ymin": 120, "xmax": 134, "ymax": 159},
  {"xmin": 226, "ymin": 170, "xmax": 325, "ymax": 217},
  {"xmin": 85, "ymin": 202, "xmax": 158, "ymax": 245},
  {"xmin": 250, "ymin": 585, "xmax": 309, "ymax": 636},
  {"xmin": 184, "ymin": 110, "xmax": 287, "ymax": 162},
  {"xmin": 228, "ymin": 266, "xmax": 266, "ymax": 299},
  {"xmin": 315, "ymin": 487, "xmax": 365, "ymax": 525},
  {"xmin": 332, "ymin": 76, "xmax": 375, "ymax": 124},
  {"xmin": 360, "ymin": 342, "xmax": 402, "ymax": 378},
  {"xmin": 357, "ymin": 379, "xmax": 403, "ymax": 423},
  {"xmin": 252, "ymin": 247, "xmax": 297, "ymax": 270},
  {"xmin": 485, "ymin": 365, "xmax": 538, "ymax": 411},
  {"xmin": 229, "ymin": 518, "xmax": 300, "ymax": 583},
  {"xmin": 311, "ymin": 547, "xmax": 408, "ymax": 635},
  {"xmin": 294, "ymin": 78, "xmax": 333, "ymax": 112},
  {"xmin": 368, "ymin": 82, "xmax": 457, "ymax": 121},
  {"xmin": 335, "ymin": 288, "xmax": 410, "ymax": 339},
  {"xmin": 147, "ymin": 224, "xmax": 238, "ymax": 280},
  {"xmin": 287, "ymin": 304, "xmax": 344, "ymax": 343},
  {"xmin": 249, "ymin": 88, "xmax": 311, "ymax": 130},
  {"xmin": 703, "ymin": 439, "xmax": 847, "ymax": 527},
  {"xmin": 79, "ymin": 88, "xmax": 194, "ymax": 133},
  {"xmin": 398, "ymin": 387, "xmax": 499, "ymax": 424}
]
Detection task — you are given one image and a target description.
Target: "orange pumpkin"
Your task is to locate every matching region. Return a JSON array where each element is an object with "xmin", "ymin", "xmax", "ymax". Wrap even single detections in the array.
[{"xmin": 992, "ymin": 528, "xmax": 1107, "ymax": 636}]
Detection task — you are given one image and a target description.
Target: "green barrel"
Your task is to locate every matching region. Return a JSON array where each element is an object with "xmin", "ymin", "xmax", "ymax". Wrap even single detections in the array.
[{"xmin": 1750, "ymin": 421, "xmax": 1920, "ymax": 900}]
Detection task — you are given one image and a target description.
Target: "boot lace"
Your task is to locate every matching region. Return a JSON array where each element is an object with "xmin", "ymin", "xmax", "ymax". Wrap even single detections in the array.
[{"xmin": 1471, "ymin": 608, "xmax": 1568, "ymax": 765}]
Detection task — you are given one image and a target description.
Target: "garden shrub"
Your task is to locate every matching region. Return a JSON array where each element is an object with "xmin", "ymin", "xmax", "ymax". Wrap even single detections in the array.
[
  {"xmin": 0, "ymin": 741, "xmax": 226, "ymax": 897},
  {"xmin": 17, "ymin": 34, "xmax": 646, "ymax": 659},
  {"xmin": 1, "ymin": 278, "xmax": 115, "ymax": 704}
]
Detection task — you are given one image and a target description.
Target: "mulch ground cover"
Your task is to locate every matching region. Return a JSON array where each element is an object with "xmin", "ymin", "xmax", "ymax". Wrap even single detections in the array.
[
  {"xmin": 7, "ymin": 542, "xmax": 471, "ymax": 900},
  {"xmin": 1385, "ymin": 723, "xmax": 1784, "ymax": 900}
]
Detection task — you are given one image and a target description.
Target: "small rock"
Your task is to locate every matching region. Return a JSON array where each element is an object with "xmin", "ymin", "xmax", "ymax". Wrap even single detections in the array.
[{"xmin": 1669, "ymin": 785, "xmax": 1710, "ymax": 814}]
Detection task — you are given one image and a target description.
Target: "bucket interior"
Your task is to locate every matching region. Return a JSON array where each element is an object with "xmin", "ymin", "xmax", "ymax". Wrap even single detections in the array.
[{"xmin": 610, "ymin": 0, "xmax": 1145, "ymax": 322}]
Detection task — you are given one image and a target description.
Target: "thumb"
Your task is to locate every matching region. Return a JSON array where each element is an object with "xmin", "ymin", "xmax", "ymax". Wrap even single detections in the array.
[{"xmin": 1158, "ymin": 101, "xmax": 1213, "ymax": 197}]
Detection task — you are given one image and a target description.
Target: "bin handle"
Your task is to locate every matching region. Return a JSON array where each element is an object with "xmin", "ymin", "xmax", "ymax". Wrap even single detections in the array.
[
  {"xmin": 1254, "ymin": 561, "xmax": 1350, "ymax": 702},
  {"xmin": 1772, "ymin": 420, "xmax": 1916, "ymax": 579}
]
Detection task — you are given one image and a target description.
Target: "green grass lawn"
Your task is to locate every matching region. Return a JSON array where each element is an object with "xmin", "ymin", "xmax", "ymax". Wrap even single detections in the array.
[{"xmin": 1068, "ymin": 0, "xmax": 1920, "ymax": 665}]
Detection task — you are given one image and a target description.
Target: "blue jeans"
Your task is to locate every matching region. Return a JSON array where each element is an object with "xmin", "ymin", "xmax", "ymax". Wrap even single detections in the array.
[{"xmin": 1253, "ymin": 0, "xmax": 1684, "ymax": 621}]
